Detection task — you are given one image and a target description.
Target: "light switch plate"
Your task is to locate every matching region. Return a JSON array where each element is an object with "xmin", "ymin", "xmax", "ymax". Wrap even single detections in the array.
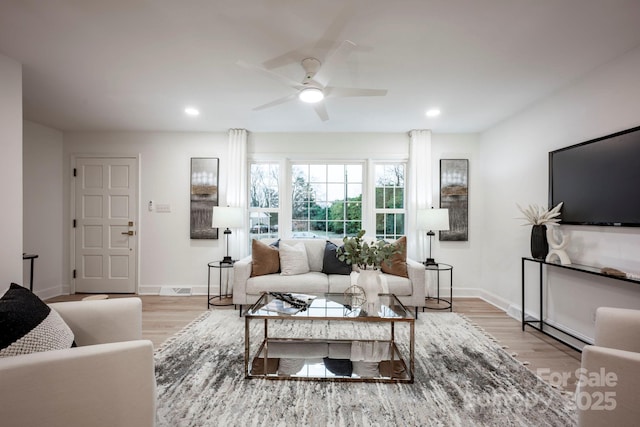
[{"xmin": 156, "ymin": 204, "xmax": 171, "ymax": 213}]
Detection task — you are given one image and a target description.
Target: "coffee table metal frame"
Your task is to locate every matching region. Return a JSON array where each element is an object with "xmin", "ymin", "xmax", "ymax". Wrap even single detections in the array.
[{"xmin": 244, "ymin": 292, "xmax": 415, "ymax": 383}]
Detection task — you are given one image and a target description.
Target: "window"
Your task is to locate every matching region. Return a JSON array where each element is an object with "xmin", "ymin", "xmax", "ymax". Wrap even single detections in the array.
[
  {"xmin": 291, "ymin": 163, "xmax": 362, "ymax": 238},
  {"xmin": 248, "ymin": 160, "xmax": 406, "ymax": 241},
  {"xmin": 249, "ymin": 163, "xmax": 279, "ymax": 240},
  {"xmin": 374, "ymin": 163, "xmax": 405, "ymax": 240}
]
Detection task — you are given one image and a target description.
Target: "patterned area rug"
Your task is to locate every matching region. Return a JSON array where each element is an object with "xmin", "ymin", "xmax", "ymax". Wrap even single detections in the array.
[{"xmin": 155, "ymin": 311, "xmax": 576, "ymax": 426}]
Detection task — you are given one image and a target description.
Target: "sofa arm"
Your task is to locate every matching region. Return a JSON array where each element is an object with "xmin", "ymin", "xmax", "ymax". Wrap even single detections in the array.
[
  {"xmin": 406, "ymin": 258, "xmax": 426, "ymax": 304},
  {"xmin": 594, "ymin": 307, "xmax": 640, "ymax": 353},
  {"xmin": 577, "ymin": 345, "xmax": 640, "ymax": 427},
  {"xmin": 233, "ymin": 255, "xmax": 253, "ymax": 305},
  {"xmin": 0, "ymin": 340, "xmax": 156, "ymax": 427},
  {"xmin": 49, "ymin": 297, "xmax": 142, "ymax": 346}
]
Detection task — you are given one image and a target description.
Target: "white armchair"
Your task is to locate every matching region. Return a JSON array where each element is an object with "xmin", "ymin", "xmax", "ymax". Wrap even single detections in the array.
[
  {"xmin": 577, "ymin": 307, "xmax": 640, "ymax": 427},
  {"xmin": 0, "ymin": 297, "xmax": 156, "ymax": 427}
]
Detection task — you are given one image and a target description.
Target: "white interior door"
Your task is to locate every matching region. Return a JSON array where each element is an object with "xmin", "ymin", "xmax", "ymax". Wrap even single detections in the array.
[{"xmin": 74, "ymin": 157, "xmax": 137, "ymax": 293}]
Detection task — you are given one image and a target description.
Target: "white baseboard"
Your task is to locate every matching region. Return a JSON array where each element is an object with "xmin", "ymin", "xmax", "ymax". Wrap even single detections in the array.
[
  {"xmin": 138, "ymin": 285, "xmax": 210, "ymax": 296},
  {"xmin": 35, "ymin": 285, "xmax": 66, "ymax": 301}
]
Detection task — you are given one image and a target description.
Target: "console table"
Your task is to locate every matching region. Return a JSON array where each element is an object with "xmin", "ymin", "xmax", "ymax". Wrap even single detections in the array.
[{"xmin": 521, "ymin": 257, "xmax": 640, "ymax": 351}]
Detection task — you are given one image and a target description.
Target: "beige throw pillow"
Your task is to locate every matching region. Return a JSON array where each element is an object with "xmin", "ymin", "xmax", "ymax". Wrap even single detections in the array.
[
  {"xmin": 279, "ymin": 242, "xmax": 310, "ymax": 276},
  {"xmin": 250, "ymin": 239, "xmax": 280, "ymax": 277}
]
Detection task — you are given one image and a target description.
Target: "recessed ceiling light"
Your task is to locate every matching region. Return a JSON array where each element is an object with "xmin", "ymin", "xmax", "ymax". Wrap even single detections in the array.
[
  {"xmin": 426, "ymin": 109, "xmax": 441, "ymax": 117},
  {"xmin": 184, "ymin": 107, "xmax": 200, "ymax": 116},
  {"xmin": 299, "ymin": 87, "xmax": 324, "ymax": 103}
]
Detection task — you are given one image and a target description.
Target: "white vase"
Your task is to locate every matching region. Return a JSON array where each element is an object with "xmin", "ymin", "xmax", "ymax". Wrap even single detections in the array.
[{"xmin": 357, "ymin": 269, "xmax": 382, "ymax": 315}]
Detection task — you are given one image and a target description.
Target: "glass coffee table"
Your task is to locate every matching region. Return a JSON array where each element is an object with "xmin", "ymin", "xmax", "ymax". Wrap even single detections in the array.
[{"xmin": 244, "ymin": 292, "xmax": 414, "ymax": 383}]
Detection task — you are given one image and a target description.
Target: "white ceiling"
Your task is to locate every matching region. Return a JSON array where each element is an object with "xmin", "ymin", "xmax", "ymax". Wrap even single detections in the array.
[{"xmin": 1, "ymin": 0, "xmax": 640, "ymax": 133}]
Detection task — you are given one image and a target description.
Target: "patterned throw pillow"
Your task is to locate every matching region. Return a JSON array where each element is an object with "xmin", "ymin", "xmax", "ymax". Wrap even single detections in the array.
[
  {"xmin": 381, "ymin": 236, "xmax": 409, "ymax": 278},
  {"xmin": 0, "ymin": 283, "xmax": 75, "ymax": 358}
]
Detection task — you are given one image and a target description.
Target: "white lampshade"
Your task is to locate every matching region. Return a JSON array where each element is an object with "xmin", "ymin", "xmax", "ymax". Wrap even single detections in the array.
[
  {"xmin": 212, "ymin": 206, "xmax": 243, "ymax": 229},
  {"xmin": 417, "ymin": 208, "xmax": 450, "ymax": 231}
]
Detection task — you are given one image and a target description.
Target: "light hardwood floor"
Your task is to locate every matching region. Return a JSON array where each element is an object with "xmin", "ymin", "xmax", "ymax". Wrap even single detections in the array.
[{"xmin": 46, "ymin": 294, "xmax": 582, "ymax": 392}]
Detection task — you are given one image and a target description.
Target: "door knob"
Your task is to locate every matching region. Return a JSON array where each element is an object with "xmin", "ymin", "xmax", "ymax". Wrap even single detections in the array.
[{"xmin": 121, "ymin": 231, "xmax": 134, "ymax": 236}]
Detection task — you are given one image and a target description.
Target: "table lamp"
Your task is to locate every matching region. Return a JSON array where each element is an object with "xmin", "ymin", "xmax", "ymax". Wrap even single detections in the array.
[
  {"xmin": 417, "ymin": 207, "xmax": 450, "ymax": 266},
  {"xmin": 212, "ymin": 206, "xmax": 243, "ymax": 263}
]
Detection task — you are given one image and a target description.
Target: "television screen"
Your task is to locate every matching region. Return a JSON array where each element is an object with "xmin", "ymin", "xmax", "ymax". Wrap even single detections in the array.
[{"xmin": 549, "ymin": 125, "xmax": 640, "ymax": 227}]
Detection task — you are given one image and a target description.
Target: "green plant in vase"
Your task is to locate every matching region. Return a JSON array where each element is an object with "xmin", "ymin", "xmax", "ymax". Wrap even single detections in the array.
[{"xmin": 336, "ymin": 229, "xmax": 400, "ymax": 271}]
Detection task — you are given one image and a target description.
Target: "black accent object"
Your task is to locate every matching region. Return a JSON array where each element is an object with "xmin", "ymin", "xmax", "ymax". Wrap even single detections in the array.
[
  {"xmin": 221, "ymin": 228, "xmax": 233, "ymax": 264},
  {"xmin": 530, "ymin": 225, "xmax": 548, "ymax": 260},
  {"xmin": 268, "ymin": 292, "xmax": 311, "ymax": 311},
  {"xmin": 549, "ymin": 125, "xmax": 640, "ymax": 227},
  {"xmin": 424, "ymin": 230, "xmax": 437, "ymax": 266},
  {"xmin": 22, "ymin": 253, "xmax": 38, "ymax": 291},
  {"xmin": 322, "ymin": 241, "xmax": 351, "ymax": 275},
  {"xmin": 323, "ymin": 357, "xmax": 353, "ymax": 377}
]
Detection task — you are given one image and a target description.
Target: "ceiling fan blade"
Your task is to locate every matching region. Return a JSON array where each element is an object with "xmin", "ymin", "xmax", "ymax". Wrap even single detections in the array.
[
  {"xmin": 253, "ymin": 93, "xmax": 298, "ymax": 111},
  {"xmin": 313, "ymin": 102, "xmax": 329, "ymax": 121},
  {"xmin": 236, "ymin": 60, "xmax": 302, "ymax": 89},
  {"xmin": 325, "ymin": 87, "xmax": 388, "ymax": 98},
  {"xmin": 313, "ymin": 40, "xmax": 357, "ymax": 87}
]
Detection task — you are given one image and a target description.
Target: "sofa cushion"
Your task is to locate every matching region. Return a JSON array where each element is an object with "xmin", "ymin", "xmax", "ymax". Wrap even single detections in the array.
[
  {"xmin": 322, "ymin": 241, "xmax": 352, "ymax": 275},
  {"xmin": 246, "ymin": 272, "xmax": 329, "ymax": 295},
  {"xmin": 279, "ymin": 242, "xmax": 310, "ymax": 276},
  {"xmin": 381, "ymin": 236, "xmax": 409, "ymax": 278},
  {"xmin": 250, "ymin": 239, "xmax": 280, "ymax": 277},
  {"xmin": 327, "ymin": 274, "xmax": 352, "ymax": 293},
  {"xmin": 0, "ymin": 283, "xmax": 75, "ymax": 358}
]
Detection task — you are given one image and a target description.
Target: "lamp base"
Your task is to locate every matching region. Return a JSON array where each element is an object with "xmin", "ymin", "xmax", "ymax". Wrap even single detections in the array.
[
  {"xmin": 221, "ymin": 256, "xmax": 233, "ymax": 264},
  {"xmin": 424, "ymin": 258, "xmax": 439, "ymax": 266}
]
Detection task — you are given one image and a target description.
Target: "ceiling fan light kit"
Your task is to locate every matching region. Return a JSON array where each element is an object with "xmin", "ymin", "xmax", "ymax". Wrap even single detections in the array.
[
  {"xmin": 239, "ymin": 39, "xmax": 387, "ymax": 121},
  {"xmin": 299, "ymin": 87, "xmax": 324, "ymax": 103}
]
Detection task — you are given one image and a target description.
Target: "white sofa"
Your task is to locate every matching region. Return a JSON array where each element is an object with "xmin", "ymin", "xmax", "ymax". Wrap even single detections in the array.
[
  {"xmin": 577, "ymin": 307, "xmax": 640, "ymax": 427},
  {"xmin": 0, "ymin": 297, "xmax": 156, "ymax": 427},
  {"xmin": 233, "ymin": 238, "xmax": 426, "ymax": 314}
]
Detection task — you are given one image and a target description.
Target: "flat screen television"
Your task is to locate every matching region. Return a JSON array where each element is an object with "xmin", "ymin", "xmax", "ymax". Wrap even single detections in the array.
[{"xmin": 549, "ymin": 125, "xmax": 640, "ymax": 227}]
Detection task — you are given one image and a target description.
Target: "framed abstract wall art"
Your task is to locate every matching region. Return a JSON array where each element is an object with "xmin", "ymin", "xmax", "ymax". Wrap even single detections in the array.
[
  {"xmin": 439, "ymin": 159, "xmax": 468, "ymax": 241},
  {"xmin": 190, "ymin": 157, "xmax": 219, "ymax": 239}
]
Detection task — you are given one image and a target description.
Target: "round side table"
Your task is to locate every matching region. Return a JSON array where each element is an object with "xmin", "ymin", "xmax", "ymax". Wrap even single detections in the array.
[
  {"xmin": 208, "ymin": 260, "xmax": 235, "ymax": 308},
  {"xmin": 423, "ymin": 262, "xmax": 453, "ymax": 312}
]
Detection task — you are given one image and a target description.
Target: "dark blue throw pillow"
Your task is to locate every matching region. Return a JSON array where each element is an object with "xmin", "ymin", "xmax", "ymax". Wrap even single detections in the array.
[{"xmin": 321, "ymin": 241, "xmax": 352, "ymax": 275}]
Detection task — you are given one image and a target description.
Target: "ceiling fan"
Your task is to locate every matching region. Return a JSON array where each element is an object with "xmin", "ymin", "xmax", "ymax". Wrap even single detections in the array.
[{"xmin": 238, "ymin": 40, "xmax": 387, "ymax": 121}]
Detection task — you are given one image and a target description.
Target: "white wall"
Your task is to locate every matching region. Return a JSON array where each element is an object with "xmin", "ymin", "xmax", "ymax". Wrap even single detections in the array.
[
  {"xmin": 0, "ymin": 53, "xmax": 22, "ymax": 291},
  {"xmin": 432, "ymin": 133, "xmax": 482, "ymax": 296},
  {"xmin": 23, "ymin": 121, "xmax": 64, "ymax": 299},
  {"xmin": 479, "ymin": 45, "xmax": 640, "ymax": 340},
  {"xmin": 63, "ymin": 132, "xmax": 228, "ymax": 294}
]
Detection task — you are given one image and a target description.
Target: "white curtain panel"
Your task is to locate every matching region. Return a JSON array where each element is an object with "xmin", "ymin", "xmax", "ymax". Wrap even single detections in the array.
[
  {"xmin": 227, "ymin": 128, "xmax": 248, "ymax": 261},
  {"xmin": 408, "ymin": 129, "xmax": 434, "ymax": 297}
]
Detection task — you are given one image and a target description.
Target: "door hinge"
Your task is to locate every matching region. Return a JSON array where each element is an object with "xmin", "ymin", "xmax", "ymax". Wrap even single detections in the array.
[
  {"xmin": 73, "ymin": 269, "xmax": 76, "ymax": 279},
  {"xmin": 73, "ymin": 168, "xmax": 77, "ymax": 177},
  {"xmin": 73, "ymin": 219, "xmax": 76, "ymax": 228}
]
